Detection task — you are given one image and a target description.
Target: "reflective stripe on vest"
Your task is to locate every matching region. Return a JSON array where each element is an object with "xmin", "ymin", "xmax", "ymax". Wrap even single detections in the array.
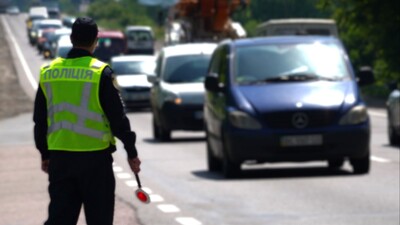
[{"xmin": 45, "ymin": 82, "xmax": 106, "ymax": 140}]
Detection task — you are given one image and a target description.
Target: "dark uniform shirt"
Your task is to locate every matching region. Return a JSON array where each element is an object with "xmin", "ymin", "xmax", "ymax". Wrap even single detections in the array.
[{"xmin": 33, "ymin": 48, "xmax": 138, "ymax": 160}]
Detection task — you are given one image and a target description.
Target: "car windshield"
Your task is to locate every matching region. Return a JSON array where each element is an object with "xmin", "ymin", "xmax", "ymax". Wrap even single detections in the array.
[
  {"xmin": 234, "ymin": 42, "xmax": 351, "ymax": 85},
  {"xmin": 163, "ymin": 54, "xmax": 211, "ymax": 83},
  {"xmin": 112, "ymin": 60, "xmax": 155, "ymax": 75}
]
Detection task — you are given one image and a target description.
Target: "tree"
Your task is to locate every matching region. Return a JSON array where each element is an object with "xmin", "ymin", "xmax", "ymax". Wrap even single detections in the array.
[
  {"xmin": 87, "ymin": 0, "xmax": 159, "ymax": 34},
  {"xmin": 318, "ymin": 0, "xmax": 400, "ymax": 83}
]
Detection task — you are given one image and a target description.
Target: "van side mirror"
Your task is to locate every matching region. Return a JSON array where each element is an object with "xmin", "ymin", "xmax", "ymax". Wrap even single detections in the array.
[
  {"xmin": 357, "ymin": 66, "xmax": 375, "ymax": 86},
  {"xmin": 204, "ymin": 74, "xmax": 221, "ymax": 92},
  {"xmin": 147, "ymin": 74, "xmax": 158, "ymax": 84}
]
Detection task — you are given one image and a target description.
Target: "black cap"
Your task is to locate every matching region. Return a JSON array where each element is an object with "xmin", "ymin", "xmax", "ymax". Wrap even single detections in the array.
[{"xmin": 71, "ymin": 17, "xmax": 98, "ymax": 47}]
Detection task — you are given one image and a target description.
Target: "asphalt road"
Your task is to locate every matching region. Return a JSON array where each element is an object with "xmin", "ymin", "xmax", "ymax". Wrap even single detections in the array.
[{"xmin": 1, "ymin": 14, "xmax": 399, "ymax": 225}]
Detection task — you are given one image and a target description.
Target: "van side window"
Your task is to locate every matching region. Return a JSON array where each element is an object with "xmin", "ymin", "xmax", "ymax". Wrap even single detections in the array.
[
  {"xmin": 209, "ymin": 45, "xmax": 229, "ymax": 86},
  {"xmin": 209, "ymin": 47, "xmax": 221, "ymax": 74},
  {"xmin": 217, "ymin": 45, "xmax": 229, "ymax": 85}
]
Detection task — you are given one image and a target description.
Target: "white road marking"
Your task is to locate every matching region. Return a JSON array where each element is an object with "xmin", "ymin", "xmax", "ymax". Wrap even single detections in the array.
[
  {"xmin": 371, "ymin": 155, "xmax": 391, "ymax": 163},
  {"xmin": 157, "ymin": 204, "xmax": 180, "ymax": 213},
  {"xmin": 1, "ymin": 16, "xmax": 37, "ymax": 90},
  {"xmin": 112, "ymin": 166, "xmax": 123, "ymax": 172},
  {"xmin": 369, "ymin": 111, "xmax": 386, "ymax": 118},
  {"xmin": 115, "ymin": 172, "xmax": 132, "ymax": 179},
  {"xmin": 176, "ymin": 217, "xmax": 203, "ymax": 225},
  {"xmin": 150, "ymin": 194, "xmax": 164, "ymax": 202},
  {"xmin": 141, "ymin": 187, "xmax": 153, "ymax": 194},
  {"xmin": 125, "ymin": 180, "xmax": 138, "ymax": 187},
  {"xmin": 113, "ymin": 166, "xmax": 202, "ymax": 224}
]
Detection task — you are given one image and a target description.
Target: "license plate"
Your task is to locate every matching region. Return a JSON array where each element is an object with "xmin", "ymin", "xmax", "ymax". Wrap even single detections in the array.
[{"xmin": 280, "ymin": 134, "xmax": 323, "ymax": 147}]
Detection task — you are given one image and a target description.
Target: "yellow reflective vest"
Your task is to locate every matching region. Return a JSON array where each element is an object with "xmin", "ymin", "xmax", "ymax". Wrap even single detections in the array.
[{"xmin": 39, "ymin": 56, "xmax": 116, "ymax": 151}]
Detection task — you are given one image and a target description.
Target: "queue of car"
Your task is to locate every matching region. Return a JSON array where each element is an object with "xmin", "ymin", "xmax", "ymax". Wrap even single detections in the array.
[{"xmin": 20, "ymin": 7, "xmax": 396, "ymax": 178}]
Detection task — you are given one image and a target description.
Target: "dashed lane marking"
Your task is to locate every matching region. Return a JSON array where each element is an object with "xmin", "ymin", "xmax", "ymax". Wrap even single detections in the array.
[
  {"xmin": 371, "ymin": 155, "xmax": 391, "ymax": 163},
  {"xmin": 115, "ymin": 172, "xmax": 132, "ymax": 179},
  {"xmin": 368, "ymin": 111, "xmax": 386, "ymax": 118},
  {"xmin": 176, "ymin": 217, "xmax": 203, "ymax": 225},
  {"xmin": 157, "ymin": 204, "xmax": 181, "ymax": 213},
  {"xmin": 150, "ymin": 194, "xmax": 164, "ymax": 202},
  {"xmin": 125, "ymin": 180, "xmax": 138, "ymax": 187},
  {"xmin": 112, "ymin": 166, "xmax": 123, "ymax": 172},
  {"xmin": 113, "ymin": 163, "xmax": 201, "ymax": 224}
]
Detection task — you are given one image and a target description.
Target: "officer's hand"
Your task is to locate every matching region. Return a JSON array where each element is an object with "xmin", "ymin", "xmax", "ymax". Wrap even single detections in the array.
[
  {"xmin": 128, "ymin": 157, "xmax": 141, "ymax": 174},
  {"xmin": 41, "ymin": 159, "xmax": 49, "ymax": 173}
]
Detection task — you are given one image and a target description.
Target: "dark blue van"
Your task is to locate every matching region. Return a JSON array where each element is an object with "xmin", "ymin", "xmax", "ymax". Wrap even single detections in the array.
[{"xmin": 204, "ymin": 36, "xmax": 375, "ymax": 178}]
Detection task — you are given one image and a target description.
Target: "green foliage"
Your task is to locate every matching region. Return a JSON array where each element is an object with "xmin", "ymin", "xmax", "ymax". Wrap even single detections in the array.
[
  {"xmin": 59, "ymin": 0, "xmax": 77, "ymax": 15},
  {"xmin": 318, "ymin": 0, "xmax": 400, "ymax": 87},
  {"xmin": 86, "ymin": 0, "xmax": 163, "ymax": 38}
]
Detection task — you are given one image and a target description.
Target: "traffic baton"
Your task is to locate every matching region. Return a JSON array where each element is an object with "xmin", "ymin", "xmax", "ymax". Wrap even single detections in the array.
[{"xmin": 134, "ymin": 173, "xmax": 150, "ymax": 204}]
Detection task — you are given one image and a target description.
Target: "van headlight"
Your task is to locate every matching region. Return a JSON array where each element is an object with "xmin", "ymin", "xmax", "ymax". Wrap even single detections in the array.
[
  {"xmin": 339, "ymin": 105, "xmax": 368, "ymax": 125},
  {"xmin": 229, "ymin": 110, "xmax": 262, "ymax": 129}
]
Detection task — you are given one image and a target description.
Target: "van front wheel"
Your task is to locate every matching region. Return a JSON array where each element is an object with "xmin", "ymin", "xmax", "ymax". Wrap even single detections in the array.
[
  {"xmin": 207, "ymin": 139, "xmax": 221, "ymax": 172},
  {"xmin": 222, "ymin": 137, "xmax": 241, "ymax": 178},
  {"xmin": 350, "ymin": 153, "xmax": 370, "ymax": 174}
]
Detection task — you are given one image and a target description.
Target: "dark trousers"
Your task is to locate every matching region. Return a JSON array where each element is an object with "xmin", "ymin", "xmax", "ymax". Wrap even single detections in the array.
[{"xmin": 44, "ymin": 151, "xmax": 115, "ymax": 225}]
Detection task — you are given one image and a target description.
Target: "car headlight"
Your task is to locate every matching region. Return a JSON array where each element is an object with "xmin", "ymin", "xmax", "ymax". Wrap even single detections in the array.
[
  {"xmin": 164, "ymin": 91, "xmax": 182, "ymax": 105},
  {"xmin": 339, "ymin": 105, "xmax": 368, "ymax": 125},
  {"xmin": 229, "ymin": 110, "xmax": 262, "ymax": 129},
  {"xmin": 31, "ymin": 31, "xmax": 37, "ymax": 37}
]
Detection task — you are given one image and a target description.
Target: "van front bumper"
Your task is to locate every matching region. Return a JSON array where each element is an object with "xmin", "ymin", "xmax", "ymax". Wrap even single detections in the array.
[{"xmin": 224, "ymin": 123, "xmax": 370, "ymax": 163}]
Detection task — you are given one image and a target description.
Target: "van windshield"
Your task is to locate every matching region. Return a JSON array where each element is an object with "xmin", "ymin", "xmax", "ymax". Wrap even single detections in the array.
[
  {"xmin": 163, "ymin": 55, "xmax": 211, "ymax": 83},
  {"xmin": 234, "ymin": 42, "xmax": 351, "ymax": 85}
]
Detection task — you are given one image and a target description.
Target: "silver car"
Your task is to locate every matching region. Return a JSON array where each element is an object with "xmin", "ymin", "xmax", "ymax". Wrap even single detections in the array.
[
  {"xmin": 387, "ymin": 82, "xmax": 400, "ymax": 145},
  {"xmin": 148, "ymin": 43, "xmax": 217, "ymax": 141}
]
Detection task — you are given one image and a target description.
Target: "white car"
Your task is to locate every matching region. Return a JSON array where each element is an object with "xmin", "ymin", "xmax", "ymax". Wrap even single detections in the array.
[
  {"xmin": 55, "ymin": 35, "xmax": 72, "ymax": 58},
  {"xmin": 111, "ymin": 55, "xmax": 156, "ymax": 109},
  {"xmin": 387, "ymin": 82, "xmax": 400, "ymax": 145},
  {"xmin": 147, "ymin": 43, "xmax": 217, "ymax": 141}
]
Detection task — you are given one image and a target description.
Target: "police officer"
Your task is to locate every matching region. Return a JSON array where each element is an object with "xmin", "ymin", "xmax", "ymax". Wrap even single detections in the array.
[{"xmin": 33, "ymin": 17, "xmax": 141, "ymax": 225}]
